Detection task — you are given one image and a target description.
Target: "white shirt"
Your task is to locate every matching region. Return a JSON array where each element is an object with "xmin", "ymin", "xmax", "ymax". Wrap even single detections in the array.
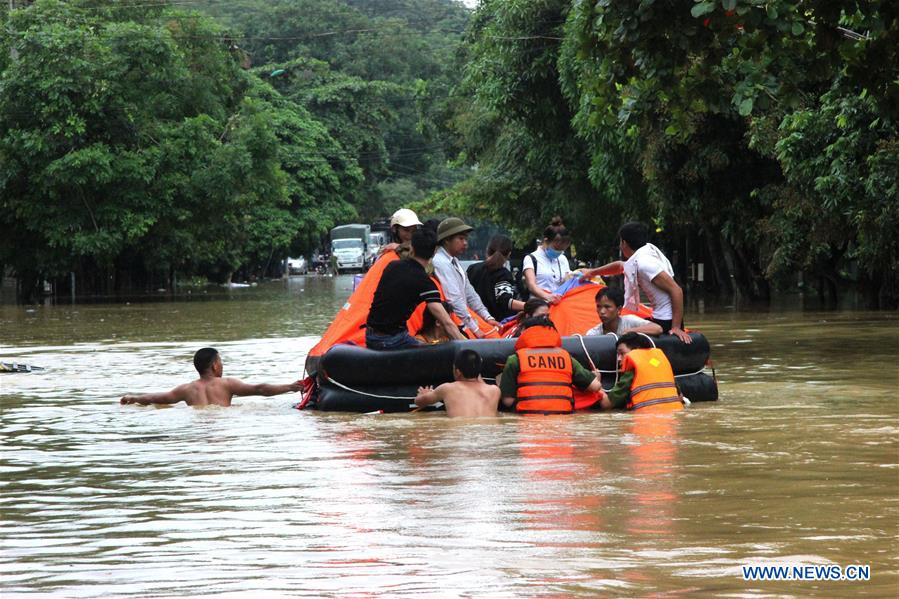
[
  {"xmin": 623, "ymin": 243, "xmax": 674, "ymax": 320},
  {"xmin": 432, "ymin": 247, "xmax": 493, "ymax": 333},
  {"xmin": 586, "ymin": 314, "xmax": 654, "ymax": 336},
  {"xmin": 522, "ymin": 246, "xmax": 571, "ymax": 294}
]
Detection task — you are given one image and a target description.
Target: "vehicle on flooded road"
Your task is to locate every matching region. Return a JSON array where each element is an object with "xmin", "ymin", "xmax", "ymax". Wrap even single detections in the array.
[
  {"xmin": 286, "ymin": 256, "xmax": 308, "ymax": 275},
  {"xmin": 331, "ymin": 224, "xmax": 372, "ymax": 273}
]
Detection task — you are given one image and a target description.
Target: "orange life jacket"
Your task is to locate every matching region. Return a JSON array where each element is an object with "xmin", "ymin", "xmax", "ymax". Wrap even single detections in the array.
[
  {"xmin": 513, "ymin": 325, "xmax": 574, "ymax": 414},
  {"xmin": 621, "ymin": 348, "xmax": 683, "ymax": 413}
]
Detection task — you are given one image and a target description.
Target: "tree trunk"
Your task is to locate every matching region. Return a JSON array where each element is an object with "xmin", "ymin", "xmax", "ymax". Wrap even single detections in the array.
[
  {"xmin": 859, "ymin": 271, "xmax": 883, "ymax": 309},
  {"xmin": 880, "ymin": 272, "xmax": 899, "ymax": 310},
  {"xmin": 703, "ymin": 227, "xmax": 732, "ymax": 296},
  {"xmin": 815, "ymin": 275, "xmax": 839, "ymax": 307},
  {"xmin": 16, "ymin": 271, "xmax": 41, "ymax": 304},
  {"xmin": 720, "ymin": 235, "xmax": 755, "ymax": 302},
  {"xmin": 733, "ymin": 243, "xmax": 771, "ymax": 302}
]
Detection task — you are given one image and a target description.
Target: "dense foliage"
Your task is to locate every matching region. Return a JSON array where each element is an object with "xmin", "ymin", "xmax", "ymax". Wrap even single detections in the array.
[
  {"xmin": 2, "ymin": 0, "xmax": 896, "ymax": 307},
  {"xmin": 0, "ymin": 0, "xmax": 468, "ymax": 299},
  {"xmin": 436, "ymin": 0, "xmax": 897, "ymax": 307},
  {"xmin": 202, "ymin": 0, "xmax": 471, "ymax": 220}
]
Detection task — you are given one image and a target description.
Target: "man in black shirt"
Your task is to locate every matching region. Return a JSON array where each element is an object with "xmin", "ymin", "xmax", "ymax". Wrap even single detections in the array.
[
  {"xmin": 467, "ymin": 234, "xmax": 525, "ymax": 322},
  {"xmin": 366, "ymin": 229, "xmax": 466, "ymax": 350}
]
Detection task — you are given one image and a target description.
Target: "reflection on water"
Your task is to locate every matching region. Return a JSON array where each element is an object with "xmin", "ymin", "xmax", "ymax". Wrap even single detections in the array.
[{"xmin": 1, "ymin": 278, "xmax": 898, "ymax": 596}]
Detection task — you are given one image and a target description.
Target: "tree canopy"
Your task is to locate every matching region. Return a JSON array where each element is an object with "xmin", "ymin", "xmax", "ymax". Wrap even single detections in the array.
[
  {"xmin": 1, "ymin": 0, "xmax": 896, "ymax": 307},
  {"xmin": 431, "ymin": 0, "xmax": 897, "ymax": 307},
  {"xmin": 1, "ymin": 0, "xmax": 469, "ymax": 298}
]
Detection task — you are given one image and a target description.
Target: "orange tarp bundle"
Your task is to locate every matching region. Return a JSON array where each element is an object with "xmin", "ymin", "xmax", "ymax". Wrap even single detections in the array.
[{"xmin": 307, "ymin": 253, "xmax": 399, "ymax": 359}]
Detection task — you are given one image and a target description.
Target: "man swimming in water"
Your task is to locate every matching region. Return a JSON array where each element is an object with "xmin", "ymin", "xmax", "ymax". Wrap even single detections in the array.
[
  {"xmin": 414, "ymin": 349, "xmax": 500, "ymax": 417},
  {"xmin": 120, "ymin": 348, "xmax": 301, "ymax": 407}
]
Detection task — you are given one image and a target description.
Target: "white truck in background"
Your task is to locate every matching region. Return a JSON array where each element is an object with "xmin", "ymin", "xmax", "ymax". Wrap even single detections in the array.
[
  {"xmin": 369, "ymin": 230, "xmax": 388, "ymax": 264},
  {"xmin": 330, "ymin": 224, "xmax": 371, "ymax": 273}
]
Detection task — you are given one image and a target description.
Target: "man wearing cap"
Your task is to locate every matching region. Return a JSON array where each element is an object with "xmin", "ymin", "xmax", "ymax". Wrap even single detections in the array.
[{"xmin": 433, "ymin": 218, "xmax": 502, "ymax": 338}]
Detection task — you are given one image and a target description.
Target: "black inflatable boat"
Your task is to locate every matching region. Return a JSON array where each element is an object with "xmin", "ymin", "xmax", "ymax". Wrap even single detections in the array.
[{"xmin": 305, "ymin": 333, "xmax": 717, "ymax": 412}]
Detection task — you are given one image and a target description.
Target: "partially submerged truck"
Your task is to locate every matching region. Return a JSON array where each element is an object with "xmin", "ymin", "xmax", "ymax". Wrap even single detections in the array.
[{"xmin": 330, "ymin": 224, "xmax": 371, "ymax": 273}]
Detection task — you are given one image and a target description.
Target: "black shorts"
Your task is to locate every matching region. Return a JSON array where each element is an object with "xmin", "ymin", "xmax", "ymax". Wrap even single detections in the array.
[{"xmin": 650, "ymin": 318, "xmax": 672, "ymax": 334}]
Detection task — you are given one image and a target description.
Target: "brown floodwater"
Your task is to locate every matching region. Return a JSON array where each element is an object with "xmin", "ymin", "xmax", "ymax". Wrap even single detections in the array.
[{"xmin": 1, "ymin": 276, "xmax": 897, "ymax": 597}]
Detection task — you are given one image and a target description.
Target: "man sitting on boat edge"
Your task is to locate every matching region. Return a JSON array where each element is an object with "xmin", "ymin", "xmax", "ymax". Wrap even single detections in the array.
[
  {"xmin": 581, "ymin": 221, "xmax": 691, "ymax": 343},
  {"xmin": 587, "ymin": 287, "xmax": 663, "ymax": 337},
  {"xmin": 432, "ymin": 217, "xmax": 502, "ymax": 338}
]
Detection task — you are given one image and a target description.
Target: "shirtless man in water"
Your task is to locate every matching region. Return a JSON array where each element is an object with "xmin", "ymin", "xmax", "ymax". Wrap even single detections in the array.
[
  {"xmin": 414, "ymin": 349, "xmax": 500, "ymax": 417},
  {"xmin": 120, "ymin": 348, "xmax": 301, "ymax": 407}
]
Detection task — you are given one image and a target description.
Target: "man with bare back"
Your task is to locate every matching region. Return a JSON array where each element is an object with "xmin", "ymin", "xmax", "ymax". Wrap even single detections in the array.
[
  {"xmin": 414, "ymin": 349, "xmax": 500, "ymax": 417},
  {"xmin": 120, "ymin": 348, "xmax": 300, "ymax": 407}
]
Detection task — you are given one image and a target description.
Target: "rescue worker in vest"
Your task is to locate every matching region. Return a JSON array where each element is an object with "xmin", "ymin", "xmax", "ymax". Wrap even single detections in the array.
[
  {"xmin": 598, "ymin": 332, "xmax": 684, "ymax": 413},
  {"xmin": 500, "ymin": 316, "xmax": 604, "ymax": 414}
]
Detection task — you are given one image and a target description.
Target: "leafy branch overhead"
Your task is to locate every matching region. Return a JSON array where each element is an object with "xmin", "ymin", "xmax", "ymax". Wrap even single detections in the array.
[{"xmin": 429, "ymin": 0, "xmax": 897, "ymax": 305}]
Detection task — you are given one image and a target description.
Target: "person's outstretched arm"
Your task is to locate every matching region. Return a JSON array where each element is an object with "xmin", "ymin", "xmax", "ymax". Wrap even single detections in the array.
[
  {"xmin": 580, "ymin": 260, "xmax": 625, "ymax": 281},
  {"xmin": 595, "ymin": 370, "xmax": 634, "ymax": 410},
  {"xmin": 523, "ymin": 269, "xmax": 561, "ymax": 304},
  {"xmin": 121, "ymin": 384, "xmax": 190, "ymax": 405},
  {"xmin": 624, "ymin": 317, "xmax": 664, "ymax": 337},
  {"xmin": 586, "ymin": 377, "xmax": 604, "ymax": 395},
  {"xmin": 415, "ymin": 384, "xmax": 445, "ymax": 407},
  {"xmin": 572, "ymin": 359, "xmax": 607, "ymax": 405},
  {"xmin": 225, "ymin": 379, "xmax": 302, "ymax": 397}
]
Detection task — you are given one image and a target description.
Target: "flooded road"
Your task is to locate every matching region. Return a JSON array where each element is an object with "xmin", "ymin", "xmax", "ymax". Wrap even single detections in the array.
[{"xmin": 2, "ymin": 277, "xmax": 898, "ymax": 597}]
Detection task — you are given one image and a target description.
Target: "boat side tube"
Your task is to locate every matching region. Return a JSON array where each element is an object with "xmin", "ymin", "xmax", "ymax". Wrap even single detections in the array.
[
  {"xmin": 318, "ymin": 333, "xmax": 710, "ymax": 386},
  {"xmin": 313, "ymin": 333, "xmax": 716, "ymax": 411},
  {"xmin": 315, "ymin": 372, "xmax": 718, "ymax": 412}
]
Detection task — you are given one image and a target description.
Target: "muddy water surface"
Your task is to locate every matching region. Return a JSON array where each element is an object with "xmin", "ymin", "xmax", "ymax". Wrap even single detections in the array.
[{"xmin": 2, "ymin": 277, "xmax": 897, "ymax": 597}]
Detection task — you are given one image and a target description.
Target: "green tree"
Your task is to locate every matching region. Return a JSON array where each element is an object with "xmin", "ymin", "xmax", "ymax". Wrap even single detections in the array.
[
  {"xmin": 0, "ymin": 0, "xmax": 359, "ymax": 298},
  {"xmin": 442, "ymin": 0, "xmax": 897, "ymax": 305},
  {"xmin": 206, "ymin": 0, "xmax": 472, "ymax": 220},
  {"xmin": 422, "ymin": 0, "xmax": 631, "ymax": 257}
]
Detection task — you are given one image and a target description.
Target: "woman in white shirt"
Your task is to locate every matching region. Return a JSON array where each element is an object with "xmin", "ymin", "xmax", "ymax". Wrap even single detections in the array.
[{"xmin": 522, "ymin": 217, "xmax": 574, "ymax": 304}]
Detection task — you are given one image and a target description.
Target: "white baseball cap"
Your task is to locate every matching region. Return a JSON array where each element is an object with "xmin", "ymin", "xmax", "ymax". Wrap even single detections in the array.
[{"xmin": 390, "ymin": 208, "xmax": 423, "ymax": 228}]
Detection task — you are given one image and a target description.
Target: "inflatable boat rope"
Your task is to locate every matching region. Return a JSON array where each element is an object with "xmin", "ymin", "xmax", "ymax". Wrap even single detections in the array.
[
  {"xmin": 637, "ymin": 332, "xmax": 658, "ymax": 348},
  {"xmin": 574, "ymin": 333, "xmax": 620, "ymax": 392},
  {"xmin": 326, "ymin": 377, "xmax": 418, "ymax": 401}
]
